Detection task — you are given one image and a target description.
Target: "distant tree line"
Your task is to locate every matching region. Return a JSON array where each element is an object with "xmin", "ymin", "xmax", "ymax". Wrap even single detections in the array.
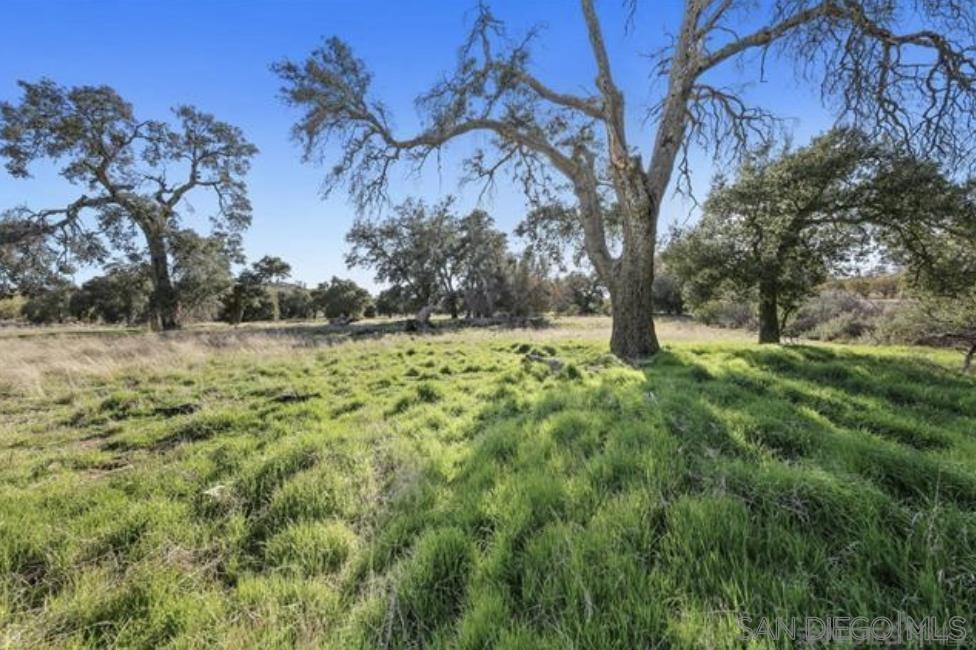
[
  {"xmin": 3, "ymin": 78, "xmax": 976, "ymax": 367},
  {"xmin": 344, "ymin": 196, "xmax": 688, "ymax": 323}
]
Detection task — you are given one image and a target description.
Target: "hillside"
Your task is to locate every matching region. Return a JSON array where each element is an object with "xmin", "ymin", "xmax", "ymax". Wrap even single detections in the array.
[{"xmin": 1, "ymin": 318, "xmax": 974, "ymax": 648}]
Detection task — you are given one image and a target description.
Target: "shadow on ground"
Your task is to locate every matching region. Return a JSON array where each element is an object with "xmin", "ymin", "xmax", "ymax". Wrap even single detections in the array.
[{"xmin": 3, "ymin": 341, "xmax": 975, "ymax": 648}]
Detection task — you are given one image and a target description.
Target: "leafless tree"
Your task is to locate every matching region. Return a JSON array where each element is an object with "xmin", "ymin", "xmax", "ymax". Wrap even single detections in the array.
[{"xmin": 275, "ymin": 0, "xmax": 976, "ymax": 359}]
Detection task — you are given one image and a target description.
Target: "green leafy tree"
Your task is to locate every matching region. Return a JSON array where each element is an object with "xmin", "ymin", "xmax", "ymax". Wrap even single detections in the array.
[
  {"xmin": 345, "ymin": 198, "xmax": 463, "ymax": 317},
  {"xmin": 279, "ymin": 286, "xmax": 315, "ymax": 320},
  {"xmin": 22, "ymin": 281, "xmax": 75, "ymax": 324},
  {"xmin": 505, "ymin": 250, "xmax": 553, "ymax": 317},
  {"xmin": 651, "ymin": 258, "xmax": 684, "ymax": 316},
  {"xmin": 169, "ymin": 231, "xmax": 236, "ymax": 322},
  {"xmin": 667, "ymin": 130, "xmax": 899, "ymax": 343},
  {"xmin": 221, "ymin": 269, "xmax": 267, "ymax": 325},
  {"xmin": 0, "ymin": 80, "xmax": 257, "ymax": 330},
  {"xmin": 69, "ymin": 264, "xmax": 152, "ymax": 324},
  {"xmin": 375, "ymin": 286, "xmax": 410, "ymax": 317},
  {"xmin": 457, "ymin": 210, "xmax": 512, "ymax": 318},
  {"xmin": 311, "ymin": 277, "xmax": 373, "ymax": 320},
  {"xmin": 251, "ymin": 255, "xmax": 292, "ymax": 321},
  {"xmin": 553, "ymin": 272, "xmax": 606, "ymax": 315}
]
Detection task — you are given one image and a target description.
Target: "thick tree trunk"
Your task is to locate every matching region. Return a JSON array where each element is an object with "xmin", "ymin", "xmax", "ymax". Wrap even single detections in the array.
[
  {"xmin": 145, "ymin": 230, "xmax": 180, "ymax": 331},
  {"xmin": 608, "ymin": 248, "xmax": 660, "ymax": 360},
  {"xmin": 757, "ymin": 277, "xmax": 780, "ymax": 344}
]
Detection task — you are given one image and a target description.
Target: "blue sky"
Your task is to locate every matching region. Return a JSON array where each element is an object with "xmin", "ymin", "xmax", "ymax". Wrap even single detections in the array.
[{"xmin": 0, "ymin": 0, "xmax": 833, "ymax": 290}]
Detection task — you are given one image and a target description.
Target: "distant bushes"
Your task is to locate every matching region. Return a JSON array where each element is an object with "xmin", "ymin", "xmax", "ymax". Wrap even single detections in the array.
[
  {"xmin": 682, "ymin": 278, "xmax": 946, "ymax": 350},
  {"xmin": 691, "ymin": 297, "xmax": 756, "ymax": 330},
  {"xmin": 786, "ymin": 290, "xmax": 882, "ymax": 341},
  {"xmin": 0, "ymin": 295, "xmax": 26, "ymax": 321},
  {"xmin": 22, "ymin": 284, "xmax": 74, "ymax": 325}
]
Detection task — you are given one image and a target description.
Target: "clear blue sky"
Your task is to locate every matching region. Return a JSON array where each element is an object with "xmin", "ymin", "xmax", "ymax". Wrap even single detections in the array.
[{"xmin": 0, "ymin": 0, "xmax": 833, "ymax": 290}]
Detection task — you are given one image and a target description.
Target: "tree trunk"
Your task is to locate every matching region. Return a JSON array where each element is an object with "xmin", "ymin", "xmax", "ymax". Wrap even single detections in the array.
[
  {"xmin": 270, "ymin": 288, "xmax": 280, "ymax": 321},
  {"xmin": 963, "ymin": 342, "xmax": 976, "ymax": 373},
  {"xmin": 406, "ymin": 304, "xmax": 436, "ymax": 332},
  {"xmin": 145, "ymin": 229, "xmax": 180, "ymax": 331},
  {"xmin": 757, "ymin": 277, "xmax": 780, "ymax": 344},
  {"xmin": 608, "ymin": 249, "xmax": 660, "ymax": 360}
]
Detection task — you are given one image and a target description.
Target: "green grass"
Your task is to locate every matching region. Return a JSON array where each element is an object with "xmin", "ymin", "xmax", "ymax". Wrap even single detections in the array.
[{"xmin": 1, "ymin": 329, "xmax": 975, "ymax": 648}]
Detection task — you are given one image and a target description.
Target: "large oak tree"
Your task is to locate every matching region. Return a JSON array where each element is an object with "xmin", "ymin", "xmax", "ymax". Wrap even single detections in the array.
[
  {"xmin": 0, "ymin": 80, "xmax": 257, "ymax": 330},
  {"xmin": 275, "ymin": 0, "xmax": 976, "ymax": 359}
]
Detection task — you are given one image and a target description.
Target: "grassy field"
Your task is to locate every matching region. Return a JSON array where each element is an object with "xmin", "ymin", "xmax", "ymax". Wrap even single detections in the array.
[{"xmin": 1, "ymin": 317, "xmax": 974, "ymax": 648}]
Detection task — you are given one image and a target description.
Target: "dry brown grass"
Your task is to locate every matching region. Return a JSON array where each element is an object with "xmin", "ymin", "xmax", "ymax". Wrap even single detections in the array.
[
  {"xmin": 0, "ymin": 316, "xmax": 750, "ymax": 396},
  {"xmin": 0, "ymin": 331, "xmax": 296, "ymax": 397}
]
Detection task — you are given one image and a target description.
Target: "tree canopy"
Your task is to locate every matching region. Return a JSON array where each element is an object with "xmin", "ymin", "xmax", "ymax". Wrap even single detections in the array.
[
  {"xmin": 669, "ymin": 128, "xmax": 976, "ymax": 343},
  {"xmin": 0, "ymin": 79, "xmax": 257, "ymax": 329},
  {"xmin": 311, "ymin": 276, "xmax": 373, "ymax": 321}
]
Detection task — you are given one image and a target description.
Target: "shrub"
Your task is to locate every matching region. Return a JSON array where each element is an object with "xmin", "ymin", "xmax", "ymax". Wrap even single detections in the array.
[
  {"xmin": 0, "ymin": 295, "xmax": 26, "ymax": 321},
  {"xmin": 692, "ymin": 298, "xmax": 756, "ymax": 329},
  {"xmin": 871, "ymin": 301, "xmax": 933, "ymax": 345},
  {"xmin": 23, "ymin": 285, "xmax": 75, "ymax": 324},
  {"xmin": 311, "ymin": 277, "xmax": 373, "ymax": 320},
  {"xmin": 807, "ymin": 312, "xmax": 874, "ymax": 341},
  {"xmin": 786, "ymin": 290, "xmax": 881, "ymax": 341}
]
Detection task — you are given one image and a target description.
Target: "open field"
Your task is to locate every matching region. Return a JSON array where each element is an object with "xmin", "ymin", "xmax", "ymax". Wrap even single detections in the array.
[{"xmin": 1, "ymin": 317, "xmax": 975, "ymax": 648}]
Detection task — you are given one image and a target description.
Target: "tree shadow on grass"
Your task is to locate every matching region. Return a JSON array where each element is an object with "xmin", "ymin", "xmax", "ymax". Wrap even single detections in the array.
[
  {"xmin": 7, "ymin": 342, "xmax": 976, "ymax": 649},
  {"xmin": 322, "ymin": 344, "xmax": 976, "ymax": 649},
  {"xmin": 162, "ymin": 316, "xmax": 553, "ymax": 347}
]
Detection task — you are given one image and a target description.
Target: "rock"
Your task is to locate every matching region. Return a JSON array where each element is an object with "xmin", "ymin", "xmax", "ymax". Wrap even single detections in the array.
[{"xmin": 524, "ymin": 352, "xmax": 564, "ymax": 372}]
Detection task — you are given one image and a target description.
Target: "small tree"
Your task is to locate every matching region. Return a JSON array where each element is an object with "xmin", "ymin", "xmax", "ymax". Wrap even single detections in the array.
[
  {"xmin": 22, "ymin": 281, "xmax": 75, "ymax": 325},
  {"xmin": 169, "ymin": 231, "xmax": 236, "ymax": 322},
  {"xmin": 251, "ymin": 255, "xmax": 292, "ymax": 321},
  {"xmin": 0, "ymin": 80, "xmax": 257, "ymax": 330},
  {"xmin": 279, "ymin": 286, "xmax": 315, "ymax": 320},
  {"xmin": 375, "ymin": 286, "xmax": 409, "ymax": 317},
  {"xmin": 651, "ymin": 258, "xmax": 684, "ymax": 316},
  {"xmin": 553, "ymin": 272, "xmax": 606, "ymax": 315},
  {"xmin": 69, "ymin": 263, "xmax": 152, "ymax": 324},
  {"xmin": 275, "ymin": 1, "xmax": 976, "ymax": 359},
  {"xmin": 311, "ymin": 276, "xmax": 373, "ymax": 320},
  {"xmin": 457, "ymin": 210, "xmax": 511, "ymax": 318},
  {"xmin": 221, "ymin": 269, "xmax": 267, "ymax": 325},
  {"xmin": 506, "ymin": 250, "xmax": 553, "ymax": 317}
]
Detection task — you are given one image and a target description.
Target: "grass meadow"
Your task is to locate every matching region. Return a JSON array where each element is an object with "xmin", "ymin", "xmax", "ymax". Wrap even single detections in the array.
[{"xmin": 1, "ymin": 317, "xmax": 975, "ymax": 648}]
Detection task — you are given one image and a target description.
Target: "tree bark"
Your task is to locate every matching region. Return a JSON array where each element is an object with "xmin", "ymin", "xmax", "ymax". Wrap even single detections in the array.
[
  {"xmin": 145, "ymin": 228, "xmax": 180, "ymax": 331},
  {"xmin": 757, "ymin": 276, "xmax": 780, "ymax": 344},
  {"xmin": 609, "ymin": 281, "xmax": 659, "ymax": 360},
  {"xmin": 608, "ymin": 235, "xmax": 660, "ymax": 360}
]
